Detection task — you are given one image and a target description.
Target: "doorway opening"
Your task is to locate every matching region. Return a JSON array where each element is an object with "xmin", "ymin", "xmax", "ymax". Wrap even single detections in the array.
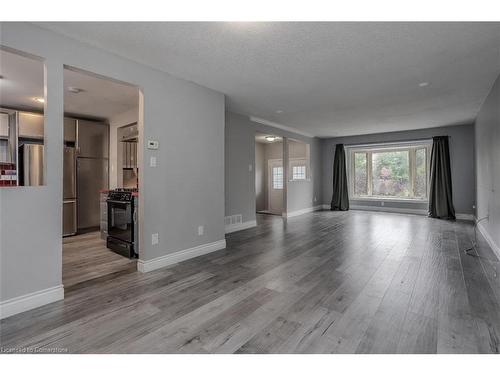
[
  {"xmin": 255, "ymin": 132, "xmax": 284, "ymax": 216},
  {"xmin": 62, "ymin": 66, "xmax": 142, "ymax": 289}
]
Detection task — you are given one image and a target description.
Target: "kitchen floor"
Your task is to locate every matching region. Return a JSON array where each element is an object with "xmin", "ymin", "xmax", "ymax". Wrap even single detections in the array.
[
  {"xmin": 63, "ymin": 232, "xmax": 137, "ymax": 289},
  {"xmin": 2, "ymin": 211, "xmax": 499, "ymax": 353}
]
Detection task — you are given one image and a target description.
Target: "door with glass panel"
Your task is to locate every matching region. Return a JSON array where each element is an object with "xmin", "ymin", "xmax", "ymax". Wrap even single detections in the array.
[{"xmin": 268, "ymin": 159, "xmax": 284, "ymax": 215}]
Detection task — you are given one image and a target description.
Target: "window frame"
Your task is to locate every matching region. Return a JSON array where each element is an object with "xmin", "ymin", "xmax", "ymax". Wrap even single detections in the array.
[
  {"xmin": 347, "ymin": 141, "xmax": 431, "ymax": 203},
  {"xmin": 292, "ymin": 165, "xmax": 306, "ymax": 180},
  {"xmin": 289, "ymin": 157, "xmax": 309, "ymax": 181},
  {"xmin": 272, "ymin": 165, "xmax": 284, "ymax": 190}
]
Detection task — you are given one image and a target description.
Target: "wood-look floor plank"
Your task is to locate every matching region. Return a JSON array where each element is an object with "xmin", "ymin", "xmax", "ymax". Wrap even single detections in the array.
[{"xmin": 1, "ymin": 211, "xmax": 499, "ymax": 354}]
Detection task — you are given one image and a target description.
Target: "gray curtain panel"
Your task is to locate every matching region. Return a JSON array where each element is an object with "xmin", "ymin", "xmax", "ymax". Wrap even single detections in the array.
[
  {"xmin": 428, "ymin": 136, "xmax": 456, "ymax": 220},
  {"xmin": 331, "ymin": 144, "xmax": 349, "ymax": 211}
]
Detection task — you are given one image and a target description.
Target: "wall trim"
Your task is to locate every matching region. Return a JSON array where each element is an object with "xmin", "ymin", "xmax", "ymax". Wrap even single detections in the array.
[
  {"xmin": 137, "ymin": 239, "xmax": 226, "ymax": 273},
  {"xmin": 456, "ymin": 213, "xmax": 475, "ymax": 221},
  {"xmin": 284, "ymin": 205, "xmax": 323, "ymax": 218},
  {"xmin": 249, "ymin": 116, "xmax": 314, "ymax": 138},
  {"xmin": 477, "ymin": 221, "xmax": 500, "ymax": 260},
  {"xmin": 225, "ymin": 220, "xmax": 257, "ymax": 234},
  {"xmin": 0, "ymin": 285, "xmax": 64, "ymax": 320}
]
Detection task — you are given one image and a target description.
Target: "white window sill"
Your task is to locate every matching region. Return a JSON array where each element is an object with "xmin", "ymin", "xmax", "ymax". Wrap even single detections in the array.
[{"xmin": 350, "ymin": 197, "xmax": 428, "ymax": 204}]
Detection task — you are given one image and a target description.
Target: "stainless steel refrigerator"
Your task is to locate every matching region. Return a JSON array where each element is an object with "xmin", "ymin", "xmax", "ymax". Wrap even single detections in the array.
[
  {"xmin": 76, "ymin": 120, "xmax": 109, "ymax": 231},
  {"xmin": 18, "ymin": 144, "xmax": 44, "ymax": 186},
  {"xmin": 63, "ymin": 146, "xmax": 77, "ymax": 236}
]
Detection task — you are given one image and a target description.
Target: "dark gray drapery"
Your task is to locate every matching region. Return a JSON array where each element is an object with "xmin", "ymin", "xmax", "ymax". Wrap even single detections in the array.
[
  {"xmin": 331, "ymin": 144, "xmax": 349, "ymax": 211},
  {"xmin": 428, "ymin": 136, "xmax": 456, "ymax": 220}
]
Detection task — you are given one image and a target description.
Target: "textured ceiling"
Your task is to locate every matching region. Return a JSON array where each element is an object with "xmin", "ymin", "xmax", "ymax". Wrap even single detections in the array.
[
  {"xmin": 63, "ymin": 68, "xmax": 138, "ymax": 120},
  {"xmin": 0, "ymin": 48, "xmax": 138, "ymax": 119},
  {"xmin": 0, "ymin": 48, "xmax": 44, "ymax": 112},
  {"xmin": 32, "ymin": 22, "xmax": 500, "ymax": 136}
]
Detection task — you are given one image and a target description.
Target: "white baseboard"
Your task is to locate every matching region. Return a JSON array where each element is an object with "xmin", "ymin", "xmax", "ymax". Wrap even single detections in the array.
[
  {"xmin": 137, "ymin": 239, "xmax": 226, "ymax": 273},
  {"xmin": 456, "ymin": 213, "xmax": 475, "ymax": 221},
  {"xmin": 477, "ymin": 221, "xmax": 500, "ymax": 260},
  {"xmin": 284, "ymin": 205, "xmax": 323, "ymax": 218},
  {"xmin": 0, "ymin": 285, "xmax": 64, "ymax": 320},
  {"xmin": 225, "ymin": 220, "xmax": 257, "ymax": 234}
]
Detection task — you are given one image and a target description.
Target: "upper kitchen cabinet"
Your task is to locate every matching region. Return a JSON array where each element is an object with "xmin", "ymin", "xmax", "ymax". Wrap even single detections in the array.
[
  {"xmin": 18, "ymin": 112, "xmax": 44, "ymax": 139},
  {"xmin": 77, "ymin": 120, "xmax": 109, "ymax": 159},
  {"xmin": 0, "ymin": 48, "xmax": 45, "ymax": 187},
  {"xmin": 0, "ymin": 112, "xmax": 9, "ymax": 138},
  {"xmin": 64, "ymin": 118, "xmax": 77, "ymax": 143}
]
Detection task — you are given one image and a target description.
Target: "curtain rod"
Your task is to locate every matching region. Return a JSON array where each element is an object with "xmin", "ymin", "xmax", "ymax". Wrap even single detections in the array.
[{"xmin": 343, "ymin": 137, "xmax": 437, "ymax": 148}]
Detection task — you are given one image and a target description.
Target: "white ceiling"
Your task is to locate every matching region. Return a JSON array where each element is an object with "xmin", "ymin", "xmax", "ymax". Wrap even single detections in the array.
[
  {"xmin": 0, "ymin": 48, "xmax": 138, "ymax": 119},
  {"xmin": 23, "ymin": 23, "xmax": 500, "ymax": 136},
  {"xmin": 63, "ymin": 68, "xmax": 138, "ymax": 120},
  {"xmin": 0, "ymin": 49, "xmax": 45, "ymax": 111}
]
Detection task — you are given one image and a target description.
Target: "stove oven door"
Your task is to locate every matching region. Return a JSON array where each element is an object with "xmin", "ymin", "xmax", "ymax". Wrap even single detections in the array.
[{"xmin": 107, "ymin": 199, "xmax": 133, "ymax": 243}]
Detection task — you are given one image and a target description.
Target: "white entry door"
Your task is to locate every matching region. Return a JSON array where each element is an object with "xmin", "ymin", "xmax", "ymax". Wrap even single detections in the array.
[{"xmin": 268, "ymin": 159, "xmax": 284, "ymax": 215}]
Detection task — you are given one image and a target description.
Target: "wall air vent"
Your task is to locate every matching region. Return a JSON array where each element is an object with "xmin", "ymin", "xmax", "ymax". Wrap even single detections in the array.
[{"xmin": 225, "ymin": 214, "xmax": 242, "ymax": 226}]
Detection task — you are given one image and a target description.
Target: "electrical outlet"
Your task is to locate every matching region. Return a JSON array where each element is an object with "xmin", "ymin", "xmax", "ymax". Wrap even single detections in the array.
[
  {"xmin": 314, "ymin": 196, "xmax": 317, "ymax": 202},
  {"xmin": 198, "ymin": 225, "xmax": 204, "ymax": 236},
  {"xmin": 150, "ymin": 156, "xmax": 157, "ymax": 167},
  {"xmin": 151, "ymin": 233, "xmax": 159, "ymax": 245}
]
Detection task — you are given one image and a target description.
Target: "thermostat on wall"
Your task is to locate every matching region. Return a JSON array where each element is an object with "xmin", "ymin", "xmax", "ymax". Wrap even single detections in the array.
[{"xmin": 147, "ymin": 140, "xmax": 159, "ymax": 149}]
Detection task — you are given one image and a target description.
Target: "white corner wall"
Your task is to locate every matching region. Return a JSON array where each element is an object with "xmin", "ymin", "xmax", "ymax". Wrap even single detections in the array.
[
  {"xmin": 475, "ymin": 74, "xmax": 500, "ymax": 257},
  {"xmin": 0, "ymin": 22, "xmax": 225, "ymax": 318}
]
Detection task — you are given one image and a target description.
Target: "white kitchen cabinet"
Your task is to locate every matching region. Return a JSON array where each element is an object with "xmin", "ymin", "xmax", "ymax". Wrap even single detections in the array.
[
  {"xmin": 18, "ymin": 112, "xmax": 44, "ymax": 139},
  {"xmin": 0, "ymin": 112, "xmax": 9, "ymax": 138}
]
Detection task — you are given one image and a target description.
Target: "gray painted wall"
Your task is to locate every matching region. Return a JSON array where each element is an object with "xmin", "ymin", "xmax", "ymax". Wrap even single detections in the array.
[
  {"xmin": 475, "ymin": 74, "xmax": 500, "ymax": 251},
  {"xmin": 255, "ymin": 142, "xmax": 266, "ymax": 212},
  {"xmin": 224, "ymin": 112, "xmax": 256, "ymax": 224},
  {"xmin": 0, "ymin": 23, "xmax": 225, "ymax": 303},
  {"xmin": 321, "ymin": 124, "xmax": 476, "ymax": 215},
  {"xmin": 225, "ymin": 112, "xmax": 322, "ymax": 222}
]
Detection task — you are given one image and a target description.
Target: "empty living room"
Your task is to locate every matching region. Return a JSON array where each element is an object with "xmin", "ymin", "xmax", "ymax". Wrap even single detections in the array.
[{"xmin": 1, "ymin": 1, "xmax": 500, "ymax": 374}]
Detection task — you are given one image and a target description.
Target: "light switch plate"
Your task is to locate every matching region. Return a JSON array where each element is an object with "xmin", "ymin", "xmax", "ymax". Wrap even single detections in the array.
[
  {"xmin": 147, "ymin": 140, "xmax": 159, "ymax": 149},
  {"xmin": 198, "ymin": 225, "xmax": 204, "ymax": 236},
  {"xmin": 150, "ymin": 156, "xmax": 157, "ymax": 167},
  {"xmin": 152, "ymin": 233, "xmax": 159, "ymax": 245}
]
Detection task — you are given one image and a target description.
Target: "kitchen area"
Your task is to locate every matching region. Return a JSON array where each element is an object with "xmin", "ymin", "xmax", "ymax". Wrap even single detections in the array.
[{"xmin": 1, "ymin": 47, "xmax": 142, "ymax": 288}]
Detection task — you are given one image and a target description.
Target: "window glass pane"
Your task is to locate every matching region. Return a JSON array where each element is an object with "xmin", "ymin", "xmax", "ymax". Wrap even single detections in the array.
[
  {"xmin": 371, "ymin": 151, "xmax": 410, "ymax": 197},
  {"xmin": 354, "ymin": 152, "xmax": 367, "ymax": 195},
  {"xmin": 292, "ymin": 165, "xmax": 306, "ymax": 180},
  {"xmin": 415, "ymin": 148, "xmax": 427, "ymax": 199},
  {"xmin": 273, "ymin": 166, "xmax": 283, "ymax": 189}
]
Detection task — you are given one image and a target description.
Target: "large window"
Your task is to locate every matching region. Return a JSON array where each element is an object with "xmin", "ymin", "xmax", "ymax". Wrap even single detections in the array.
[{"xmin": 349, "ymin": 142, "xmax": 431, "ymax": 201}]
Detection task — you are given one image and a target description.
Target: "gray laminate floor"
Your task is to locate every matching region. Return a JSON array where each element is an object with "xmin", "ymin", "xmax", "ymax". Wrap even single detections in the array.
[
  {"xmin": 1, "ymin": 211, "xmax": 499, "ymax": 353},
  {"xmin": 63, "ymin": 232, "xmax": 137, "ymax": 289}
]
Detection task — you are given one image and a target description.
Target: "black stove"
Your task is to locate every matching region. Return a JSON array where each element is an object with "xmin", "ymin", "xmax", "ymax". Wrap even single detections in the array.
[
  {"xmin": 106, "ymin": 188, "xmax": 138, "ymax": 258},
  {"xmin": 107, "ymin": 189, "xmax": 136, "ymax": 202}
]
